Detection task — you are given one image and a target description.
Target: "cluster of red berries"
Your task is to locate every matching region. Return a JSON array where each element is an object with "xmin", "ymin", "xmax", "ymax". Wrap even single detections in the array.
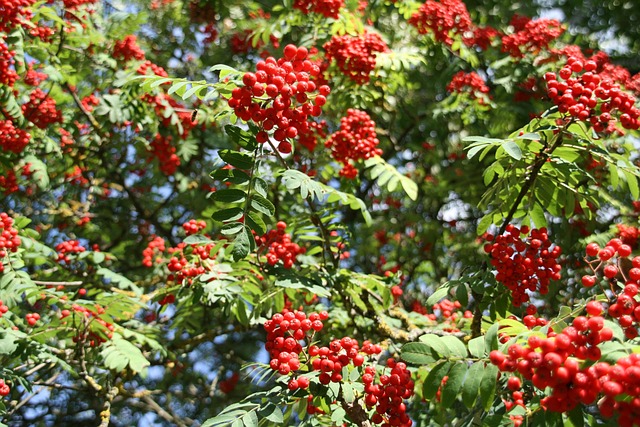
[
  {"xmin": 264, "ymin": 310, "xmax": 414, "ymax": 424},
  {"xmin": 309, "ymin": 337, "xmax": 376, "ymax": 385},
  {"xmin": 69, "ymin": 303, "xmax": 114, "ymax": 347},
  {"xmin": 60, "ymin": 0, "xmax": 98, "ymax": 9},
  {"xmin": 26, "ymin": 312, "xmax": 40, "ymax": 326},
  {"xmin": 218, "ymin": 372, "xmax": 239, "ymax": 394},
  {"xmin": 297, "ymin": 119, "xmax": 327, "ymax": 152},
  {"xmin": 545, "ymin": 56, "xmax": 640, "ymax": 131},
  {"xmin": 0, "ymin": 379, "xmax": 9, "ymax": 397},
  {"xmin": 501, "ymin": 17, "xmax": 564, "ymax": 58},
  {"xmin": 0, "ymin": 299, "xmax": 8, "ymax": 319},
  {"xmin": 0, "ymin": 120, "xmax": 31, "ymax": 154},
  {"xmin": 182, "ymin": 219, "xmax": 206, "ymax": 236},
  {"xmin": 323, "ymin": 32, "xmax": 389, "ymax": 85},
  {"xmin": 325, "ymin": 109, "xmax": 382, "ymax": 179},
  {"xmin": 598, "ymin": 353, "xmax": 640, "ymax": 426},
  {"xmin": 0, "ymin": 0, "xmax": 37, "ymax": 34},
  {"xmin": 483, "ymin": 225, "xmax": 562, "ymax": 307},
  {"xmin": 490, "ymin": 302, "xmax": 613, "ymax": 413},
  {"xmin": 408, "ymin": 0, "xmax": 472, "ymax": 47},
  {"xmin": 55, "ymin": 239, "xmax": 86, "ymax": 263},
  {"xmin": 22, "ymin": 89, "xmax": 64, "ymax": 129},
  {"xmin": 365, "ymin": 358, "xmax": 414, "ymax": 427},
  {"xmin": 0, "ymin": 41, "xmax": 19, "ymax": 87},
  {"xmin": 136, "ymin": 60, "xmax": 168, "ymax": 77},
  {"xmin": 446, "ymin": 71, "xmax": 490, "ymax": 99},
  {"xmin": 0, "ymin": 212, "xmax": 21, "ymax": 272},
  {"xmin": 257, "ymin": 221, "xmax": 305, "ymax": 269},
  {"xmin": 264, "ymin": 310, "xmax": 327, "ymax": 379},
  {"xmin": 24, "ymin": 64, "xmax": 48, "ymax": 86},
  {"xmin": 148, "ymin": 134, "xmax": 180, "ymax": 175},
  {"xmin": 113, "ymin": 35, "xmax": 146, "ymax": 61},
  {"xmin": 293, "ymin": 0, "xmax": 344, "ymax": 19},
  {"xmin": 228, "ymin": 44, "xmax": 329, "ymax": 154},
  {"xmin": 582, "ymin": 239, "xmax": 640, "ymax": 338},
  {"xmin": 521, "ymin": 304, "xmax": 549, "ymax": 329},
  {"xmin": 142, "ymin": 236, "xmax": 166, "ymax": 267},
  {"xmin": 0, "ymin": 170, "xmax": 19, "ymax": 195},
  {"xmin": 616, "ymin": 224, "xmax": 639, "ymax": 249},
  {"xmin": 411, "ymin": 298, "xmax": 473, "ymax": 332}
]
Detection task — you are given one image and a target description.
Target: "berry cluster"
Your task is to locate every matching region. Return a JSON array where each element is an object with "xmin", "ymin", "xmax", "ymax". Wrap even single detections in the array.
[
  {"xmin": 616, "ymin": 224, "xmax": 639, "ymax": 249},
  {"xmin": 142, "ymin": 236, "xmax": 167, "ymax": 267},
  {"xmin": 0, "ymin": 41, "xmax": 19, "ymax": 87},
  {"xmin": 142, "ymin": 94, "xmax": 196, "ymax": 138},
  {"xmin": 113, "ymin": 35, "xmax": 146, "ymax": 61},
  {"xmin": 136, "ymin": 60, "xmax": 168, "ymax": 77},
  {"xmin": 446, "ymin": 71, "xmax": 490, "ymax": 99},
  {"xmin": 598, "ymin": 353, "xmax": 640, "ymax": 426},
  {"xmin": 0, "ymin": 0, "xmax": 37, "ymax": 34},
  {"xmin": 365, "ymin": 358, "xmax": 414, "ymax": 427},
  {"xmin": 545, "ymin": 56, "xmax": 640, "ymax": 131},
  {"xmin": 24, "ymin": 64, "xmax": 48, "ymax": 86},
  {"xmin": 483, "ymin": 225, "xmax": 562, "ymax": 307},
  {"xmin": 325, "ymin": 109, "xmax": 382, "ymax": 179},
  {"xmin": 323, "ymin": 32, "xmax": 389, "ymax": 85},
  {"xmin": 0, "ymin": 299, "xmax": 8, "ymax": 319},
  {"xmin": 293, "ymin": 0, "xmax": 344, "ymax": 19},
  {"xmin": 264, "ymin": 310, "xmax": 327, "ymax": 378},
  {"xmin": 582, "ymin": 239, "xmax": 640, "ymax": 338},
  {"xmin": 490, "ymin": 305, "xmax": 613, "ymax": 413},
  {"xmin": 218, "ymin": 372, "xmax": 239, "ymax": 394},
  {"xmin": 148, "ymin": 134, "xmax": 180, "ymax": 176},
  {"xmin": 26, "ymin": 312, "xmax": 40, "ymax": 326},
  {"xmin": 0, "ymin": 170, "xmax": 19, "ymax": 195},
  {"xmin": 0, "ymin": 379, "xmax": 9, "ymax": 397},
  {"xmin": 182, "ymin": 219, "xmax": 206, "ymax": 236},
  {"xmin": 61, "ymin": 0, "xmax": 98, "ymax": 9},
  {"xmin": 501, "ymin": 17, "xmax": 564, "ymax": 58},
  {"xmin": 55, "ymin": 239, "xmax": 86, "ymax": 263},
  {"xmin": 411, "ymin": 298, "xmax": 473, "ymax": 331},
  {"xmin": 256, "ymin": 221, "xmax": 305, "ymax": 269},
  {"xmin": 70, "ymin": 303, "xmax": 114, "ymax": 347},
  {"xmin": 264, "ymin": 310, "xmax": 413, "ymax": 426},
  {"xmin": 0, "ymin": 120, "xmax": 31, "ymax": 154},
  {"xmin": 408, "ymin": 0, "xmax": 472, "ymax": 47},
  {"xmin": 0, "ymin": 212, "xmax": 21, "ymax": 272},
  {"xmin": 297, "ymin": 119, "xmax": 327, "ymax": 152},
  {"xmin": 228, "ymin": 44, "xmax": 329, "ymax": 154},
  {"xmin": 22, "ymin": 89, "xmax": 64, "ymax": 129}
]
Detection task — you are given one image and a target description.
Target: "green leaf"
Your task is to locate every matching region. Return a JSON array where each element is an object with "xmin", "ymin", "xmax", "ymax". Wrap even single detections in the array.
[
  {"xmin": 219, "ymin": 150, "xmax": 255, "ymax": 171},
  {"xmin": 364, "ymin": 157, "xmax": 418, "ymax": 200},
  {"xmin": 211, "ymin": 207, "xmax": 245, "ymax": 223},
  {"xmin": 245, "ymin": 212, "xmax": 266, "ymax": 236},
  {"xmin": 101, "ymin": 335, "xmax": 150, "ymax": 373},
  {"xmin": 477, "ymin": 213, "xmax": 493, "ymax": 235},
  {"xmin": 426, "ymin": 285, "xmax": 450, "ymax": 306},
  {"xmin": 624, "ymin": 169, "xmax": 639, "ymax": 200},
  {"xmin": 418, "ymin": 334, "xmax": 451, "ymax": 358},
  {"xmin": 22, "ymin": 156, "xmax": 49, "ymax": 189},
  {"xmin": 461, "ymin": 361, "xmax": 484, "ymax": 408},
  {"xmin": 211, "ymin": 189, "xmax": 247, "ymax": 204},
  {"xmin": 439, "ymin": 336, "xmax": 468, "ymax": 358},
  {"xmin": 440, "ymin": 362, "xmax": 467, "ymax": 407},
  {"xmin": 231, "ymin": 225, "xmax": 256, "ymax": 261},
  {"xmin": 401, "ymin": 342, "xmax": 437, "ymax": 365},
  {"xmin": 478, "ymin": 364, "xmax": 498, "ymax": 411},
  {"xmin": 467, "ymin": 337, "xmax": 486, "ymax": 358},
  {"xmin": 258, "ymin": 403, "xmax": 283, "ymax": 424},
  {"xmin": 184, "ymin": 234, "xmax": 216, "ymax": 245},
  {"xmin": 530, "ymin": 202, "xmax": 547, "ymax": 229},
  {"xmin": 97, "ymin": 268, "xmax": 140, "ymax": 295},
  {"xmin": 211, "ymin": 168, "xmax": 251, "ymax": 185},
  {"xmin": 502, "ymin": 140, "xmax": 523, "ymax": 160},
  {"xmin": 423, "ymin": 361, "xmax": 452, "ymax": 400},
  {"xmin": 220, "ymin": 222, "xmax": 244, "ymax": 236},
  {"xmin": 250, "ymin": 195, "xmax": 275, "ymax": 217},
  {"xmin": 484, "ymin": 322, "xmax": 500, "ymax": 352}
]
